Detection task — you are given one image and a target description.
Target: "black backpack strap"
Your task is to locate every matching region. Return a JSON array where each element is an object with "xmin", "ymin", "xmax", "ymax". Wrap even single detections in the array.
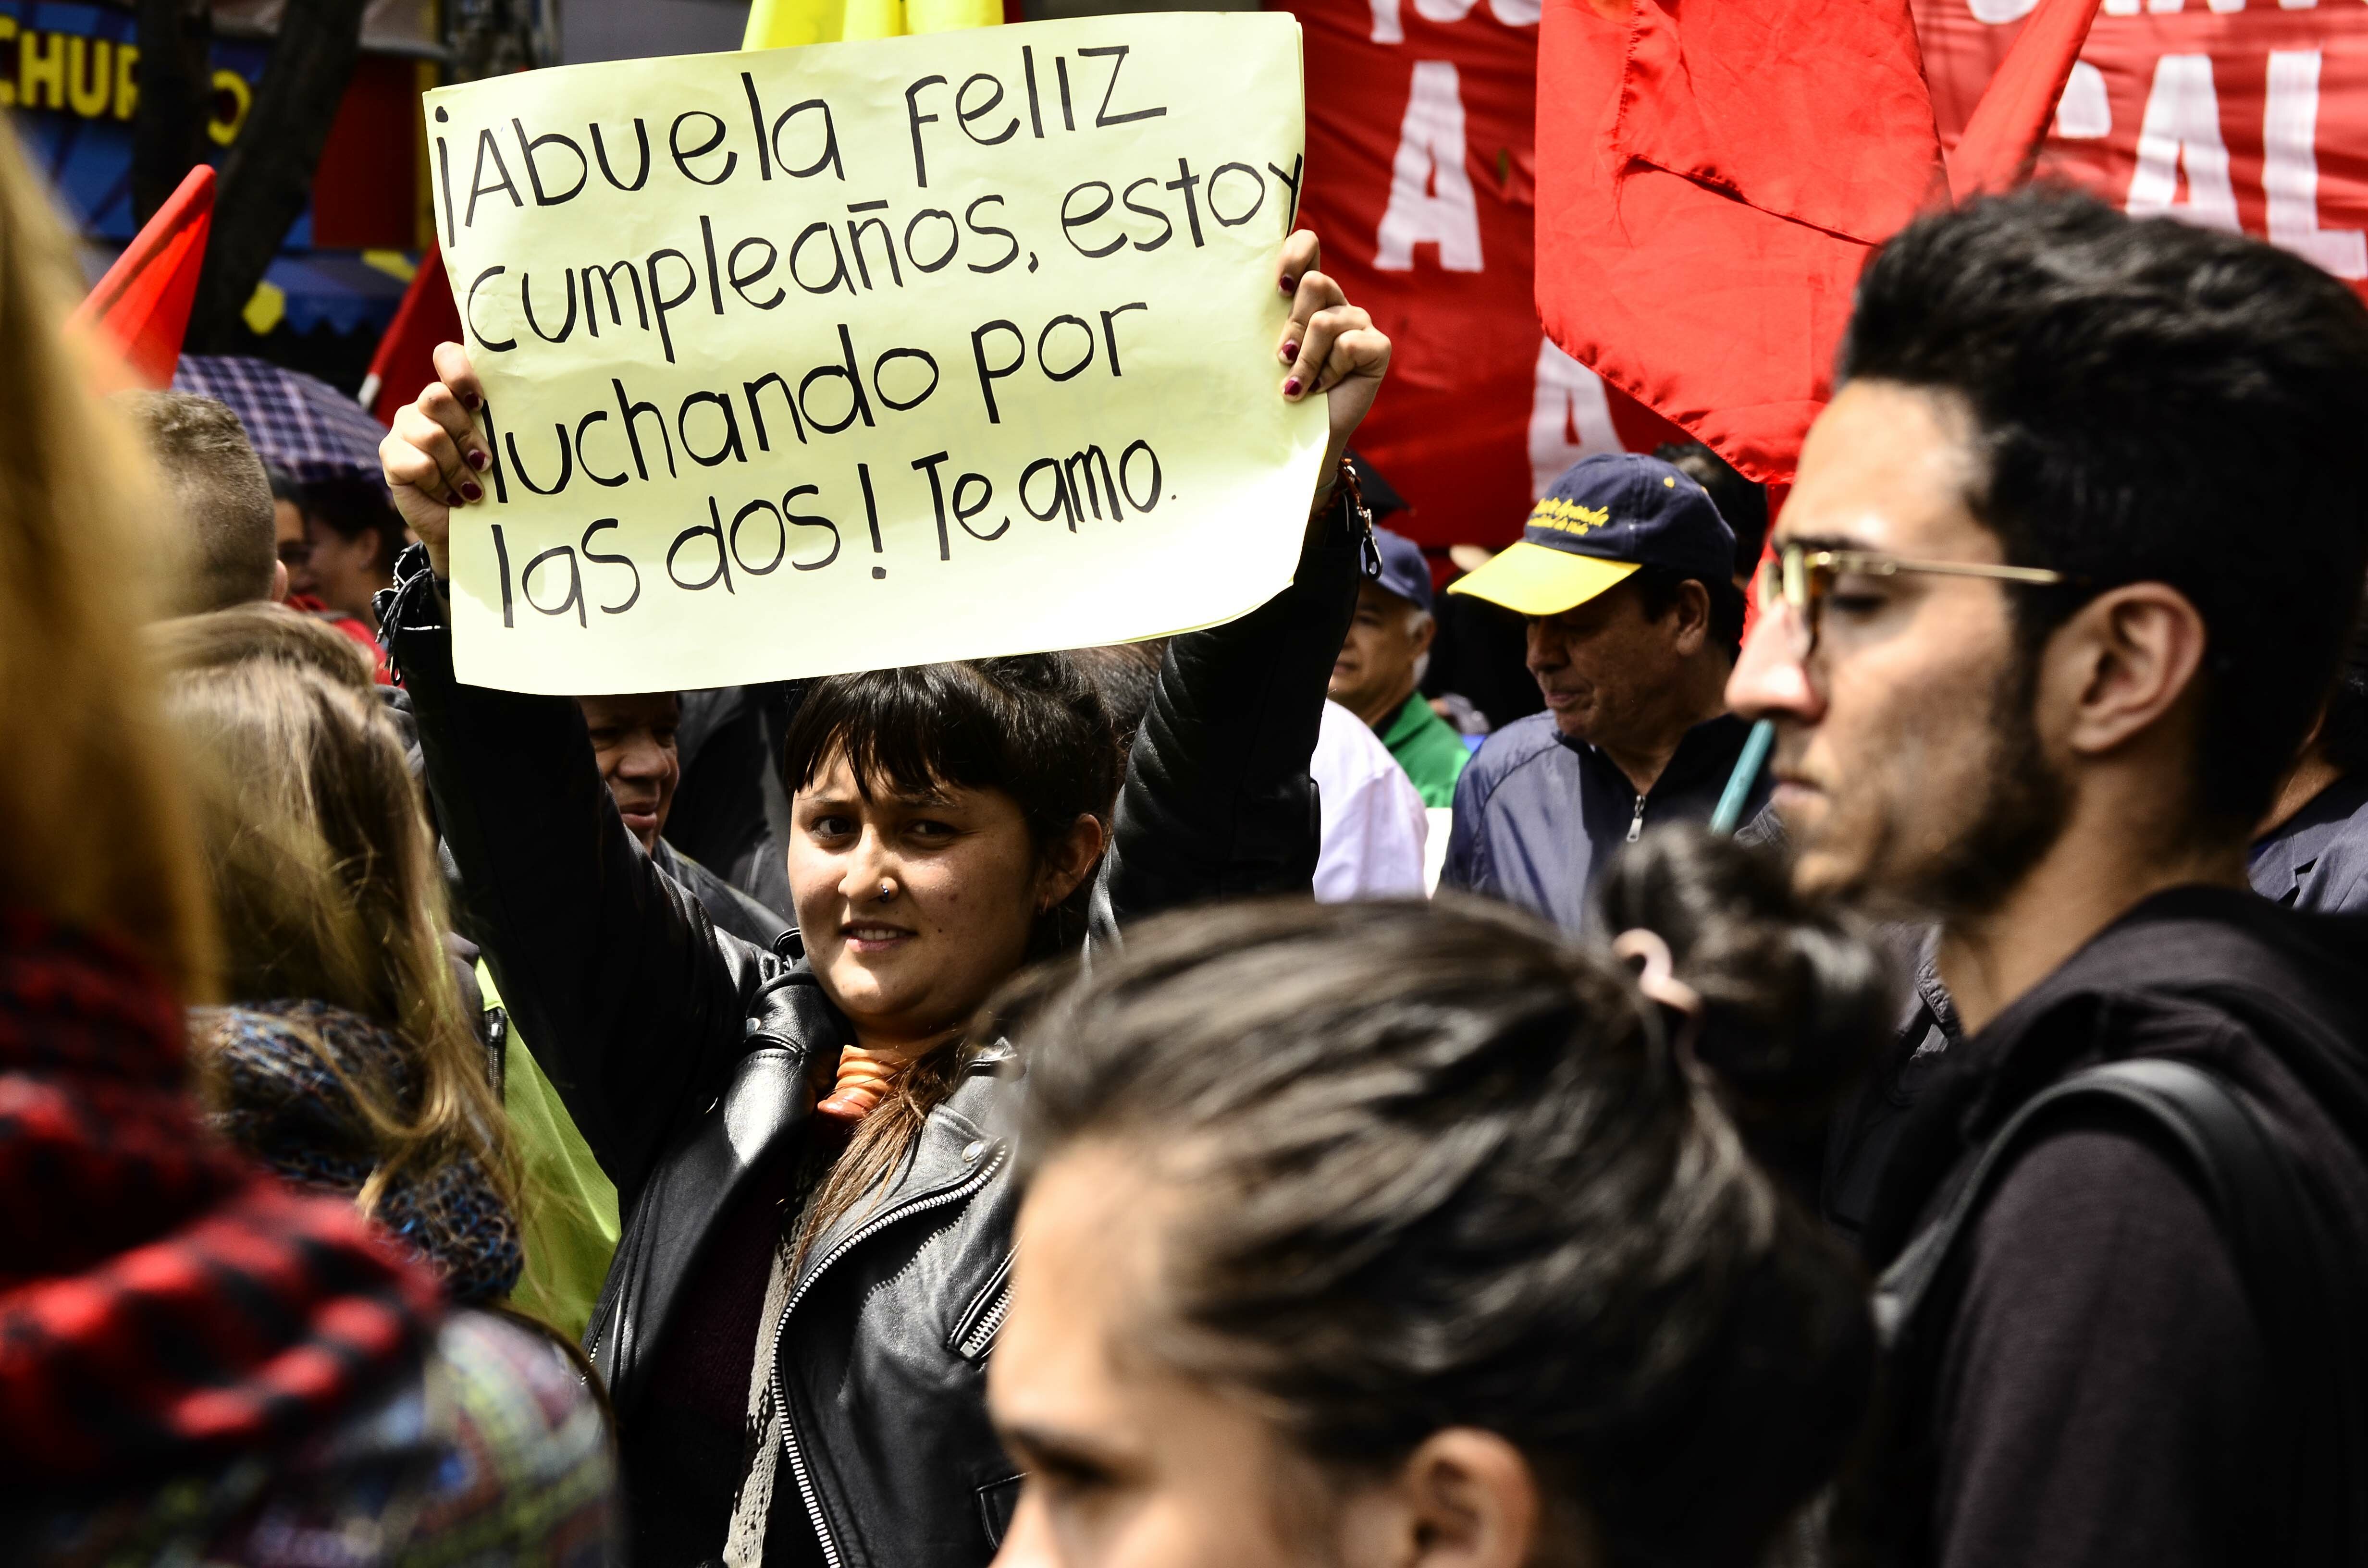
[{"xmin": 1875, "ymin": 1058, "xmax": 2367, "ymax": 1565}]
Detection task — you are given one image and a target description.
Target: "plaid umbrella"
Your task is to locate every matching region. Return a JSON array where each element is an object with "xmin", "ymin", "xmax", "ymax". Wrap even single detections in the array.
[{"xmin": 173, "ymin": 355, "xmax": 391, "ymax": 486}]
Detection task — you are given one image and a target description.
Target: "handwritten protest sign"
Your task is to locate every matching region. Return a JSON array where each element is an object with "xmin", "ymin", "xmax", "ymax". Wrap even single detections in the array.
[{"xmin": 424, "ymin": 12, "xmax": 1320, "ymax": 694}]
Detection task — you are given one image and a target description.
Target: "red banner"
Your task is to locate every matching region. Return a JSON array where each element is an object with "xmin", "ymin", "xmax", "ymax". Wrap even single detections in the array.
[
  {"xmin": 1920, "ymin": 0, "xmax": 2368, "ymax": 298},
  {"xmin": 1279, "ymin": 0, "xmax": 1682, "ymax": 553}
]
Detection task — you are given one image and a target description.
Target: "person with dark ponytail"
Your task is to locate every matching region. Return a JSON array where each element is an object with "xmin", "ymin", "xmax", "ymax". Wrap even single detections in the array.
[
  {"xmin": 987, "ymin": 883, "xmax": 1883, "ymax": 1568},
  {"xmin": 377, "ymin": 230, "xmax": 1390, "ymax": 1567}
]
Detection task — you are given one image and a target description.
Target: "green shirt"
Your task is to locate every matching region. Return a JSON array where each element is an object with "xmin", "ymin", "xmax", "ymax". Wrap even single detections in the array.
[
  {"xmin": 482, "ymin": 961, "xmax": 620, "ymax": 1343},
  {"xmin": 1380, "ymin": 690, "xmax": 1471, "ymax": 808}
]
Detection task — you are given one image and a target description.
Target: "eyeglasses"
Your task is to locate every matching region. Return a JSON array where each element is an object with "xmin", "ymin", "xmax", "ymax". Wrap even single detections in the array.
[{"xmin": 1753, "ymin": 541, "xmax": 2086, "ymax": 658}]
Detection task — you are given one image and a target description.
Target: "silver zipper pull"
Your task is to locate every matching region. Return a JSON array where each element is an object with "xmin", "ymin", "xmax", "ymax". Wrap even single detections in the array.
[{"xmin": 1627, "ymin": 793, "xmax": 1646, "ymax": 844}]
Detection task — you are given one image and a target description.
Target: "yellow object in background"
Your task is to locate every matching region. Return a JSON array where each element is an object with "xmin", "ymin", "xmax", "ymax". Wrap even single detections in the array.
[{"xmin": 742, "ymin": 0, "xmax": 1002, "ymax": 49}]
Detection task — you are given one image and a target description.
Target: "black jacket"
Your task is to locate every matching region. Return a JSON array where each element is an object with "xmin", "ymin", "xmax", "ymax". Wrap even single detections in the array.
[
  {"xmin": 1850, "ymin": 889, "xmax": 2368, "ymax": 1568},
  {"xmin": 382, "ymin": 512, "xmax": 1361, "ymax": 1568}
]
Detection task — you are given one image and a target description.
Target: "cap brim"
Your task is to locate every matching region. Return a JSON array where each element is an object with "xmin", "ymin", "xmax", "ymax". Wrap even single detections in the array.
[{"xmin": 1447, "ymin": 542, "xmax": 1640, "ymax": 616}]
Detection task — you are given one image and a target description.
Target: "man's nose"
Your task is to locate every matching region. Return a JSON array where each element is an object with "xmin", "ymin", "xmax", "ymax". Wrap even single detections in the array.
[
  {"xmin": 1726, "ymin": 613, "xmax": 1822, "ymax": 723},
  {"xmin": 1524, "ymin": 621, "xmax": 1561, "ymax": 673}
]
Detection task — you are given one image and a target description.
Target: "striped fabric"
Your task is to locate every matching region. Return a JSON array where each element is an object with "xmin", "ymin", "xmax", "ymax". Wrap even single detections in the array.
[{"xmin": 0, "ymin": 911, "xmax": 441, "ymax": 1484}]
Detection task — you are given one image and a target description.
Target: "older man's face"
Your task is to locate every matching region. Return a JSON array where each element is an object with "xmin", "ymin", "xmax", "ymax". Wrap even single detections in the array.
[
  {"xmin": 580, "ymin": 692, "xmax": 681, "ymax": 853},
  {"xmin": 1330, "ymin": 582, "xmax": 1432, "ymax": 728}
]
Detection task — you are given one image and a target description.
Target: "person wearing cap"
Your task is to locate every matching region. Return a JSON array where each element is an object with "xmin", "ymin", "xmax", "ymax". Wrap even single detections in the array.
[
  {"xmin": 1440, "ymin": 452, "xmax": 1764, "ymax": 929},
  {"xmin": 1328, "ymin": 524, "xmax": 1471, "ymax": 808}
]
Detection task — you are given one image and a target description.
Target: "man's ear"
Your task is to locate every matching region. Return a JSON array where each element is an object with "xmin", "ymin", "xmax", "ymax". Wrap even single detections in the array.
[
  {"xmin": 270, "ymin": 559, "xmax": 290, "ymax": 603},
  {"xmin": 2046, "ymin": 582, "xmax": 2209, "ymax": 759},
  {"xmin": 1036, "ymin": 812, "xmax": 1108, "ymax": 912},
  {"xmin": 1335, "ymin": 1429, "xmax": 1553, "ymax": 1568},
  {"xmin": 1410, "ymin": 611, "xmax": 1438, "ymax": 658},
  {"xmin": 1668, "ymin": 579, "xmax": 1712, "ymax": 656}
]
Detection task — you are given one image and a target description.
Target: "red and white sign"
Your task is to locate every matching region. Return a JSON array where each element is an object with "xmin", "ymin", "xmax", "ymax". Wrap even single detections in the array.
[
  {"xmin": 1278, "ymin": 0, "xmax": 1682, "ymax": 553},
  {"xmin": 1920, "ymin": 0, "xmax": 2368, "ymax": 297}
]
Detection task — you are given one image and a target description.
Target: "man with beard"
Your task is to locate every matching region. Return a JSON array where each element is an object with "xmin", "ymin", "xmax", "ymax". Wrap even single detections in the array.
[{"xmin": 1732, "ymin": 191, "xmax": 2368, "ymax": 1566}]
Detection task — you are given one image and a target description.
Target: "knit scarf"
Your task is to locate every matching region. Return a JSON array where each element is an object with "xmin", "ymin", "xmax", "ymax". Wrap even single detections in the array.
[
  {"xmin": 195, "ymin": 999, "xmax": 524, "ymax": 1306},
  {"xmin": 0, "ymin": 913, "xmax": 441, "ymax": 1485}
]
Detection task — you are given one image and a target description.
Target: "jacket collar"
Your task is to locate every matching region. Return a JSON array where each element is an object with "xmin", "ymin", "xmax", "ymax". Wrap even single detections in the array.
[{"xmin": 1560, "ymin": 710, "xmax": 1753, "ymax": 796}]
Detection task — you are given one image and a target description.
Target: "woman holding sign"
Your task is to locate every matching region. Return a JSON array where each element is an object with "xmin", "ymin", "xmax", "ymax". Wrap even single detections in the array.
[{"xmin": 379, "ymin": 229, "xmax": 1388, "ymax": 1568}]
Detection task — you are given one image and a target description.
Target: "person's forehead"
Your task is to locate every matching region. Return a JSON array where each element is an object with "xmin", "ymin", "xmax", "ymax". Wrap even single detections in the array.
[
  {"xmin": 579, "ymin": 691, "xmax": 679, "ymax": 726},
  {"xmin": 1778, "ymin": 380, "xmax": 1997, "ymax": 560}
]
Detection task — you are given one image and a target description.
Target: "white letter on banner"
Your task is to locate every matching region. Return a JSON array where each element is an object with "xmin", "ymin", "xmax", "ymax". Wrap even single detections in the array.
[
  {"xmin": 1968, "ymin": 0, "xmax": 2038, "ymax": 23},
  {"xmin": 1375, "ymin": 61, "xmax": 1484, "ymax": 273},
  {"xmin": 1370, "ymin": 0, "xmax": 1403, "ymax": 45},
  {"xmin": 2056, "ymin": 61, "xmax": 2111, "ymax": 138},
  {"xmin": 2265, "ymin": 50, "xmax": 2366, "ymax": 277},
  {"xmin": 1529, "ymin": 339, "xmax": 1622, "ymax": 499},
  {"xmin": 2126, "ymin": 55, "xmax": 2241, "ymax": 232}
]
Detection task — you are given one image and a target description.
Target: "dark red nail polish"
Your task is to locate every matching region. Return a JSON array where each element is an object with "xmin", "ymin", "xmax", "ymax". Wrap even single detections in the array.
[
  {"xmin": 461, "ymin": 481, "xmax": 483, "ymax": 502},
  {"xmin": 1283, "ymin": 377, "xmax": 1304, "ymax": 397},
  {"xmin": 468, "ymin": 448, "xmax": 490, "ymax": 471},
  {"xmin": 1283, "ymin": 341, "xmax": 1300, "ymax": 360},
  {"xmin": 462, "ymin": 390, "xmax": 482, "ymax": 410},
  {"xmin": 1280, "ymin": 274, "xmax": 1296, "ymax": 291}
]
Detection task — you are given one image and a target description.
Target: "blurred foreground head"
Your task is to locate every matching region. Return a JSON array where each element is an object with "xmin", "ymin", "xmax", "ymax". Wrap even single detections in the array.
[
  {"xmin": 989, "ymin": 888, "xmax": 1876, "ymax": 1568},
  {"xmin": 0, "ymin": 120, "xmax": 209, "ymax": 992}
]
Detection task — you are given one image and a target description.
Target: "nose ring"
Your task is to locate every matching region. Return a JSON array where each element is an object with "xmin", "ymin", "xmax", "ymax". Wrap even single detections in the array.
[{"xmin": 877, "ymin": 879, "xmax": 895, "ymax": 902}]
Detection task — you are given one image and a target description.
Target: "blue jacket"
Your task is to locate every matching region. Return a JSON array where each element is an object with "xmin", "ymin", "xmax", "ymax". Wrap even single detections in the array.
[
  {"xmin": 1441, "ymin": 710, "xmax": 1770, "ymax": 931},
  {"xmin": 2250, "ymin": 771, "xmax": 2368, "ymax": 914}
]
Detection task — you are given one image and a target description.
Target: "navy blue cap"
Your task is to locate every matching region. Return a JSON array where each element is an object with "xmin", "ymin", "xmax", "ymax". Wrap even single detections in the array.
[
  {"xmin": 1368, "ymin": 525, "xmax": 1433, "ymax": 614},
  {"xmin": 1449, "ymin": 453, "xmax": 1735, "ymax": 616}
]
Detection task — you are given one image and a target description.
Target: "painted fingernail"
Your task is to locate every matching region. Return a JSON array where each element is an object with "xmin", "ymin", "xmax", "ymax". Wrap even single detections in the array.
[
  {"xmin": 461, "ymin": 390, "xmax": 482, "ymax": 410},
  {"xmin": 1280, "ymin": 274, "xmax": 1296, "ymax": 292},
  {"xmin": 1283, "ymin": 377, "xmax": 1304, "ymax": 397},
  {"xmin": 1283, "ymin": 340, "xmax": 1300, "ymax": 360},
  {"xmin": 461, "ymin": 481, "xmax": 483, "ymax": 502},
  {"xmin": 467, "ymin": 448, "xmax": 490, "ymax": 471}
]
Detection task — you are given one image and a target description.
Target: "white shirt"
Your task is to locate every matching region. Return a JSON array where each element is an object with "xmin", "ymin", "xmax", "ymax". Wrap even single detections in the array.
[{"xmin": 1310, "ymin": 699, "xmax": 1430, "ymax": 902}]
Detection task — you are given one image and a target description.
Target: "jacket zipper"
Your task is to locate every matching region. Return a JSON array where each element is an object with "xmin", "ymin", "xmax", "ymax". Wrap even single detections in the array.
[
  {"xmin": 949, "ymin": 1250, "xmax": 1017, "ymax": 1359},
  {"xmin": 1627, "ymin": 791, "xmax": 1647, "ymax": 843},
  {"xmin": 766, "ymin": 1144, "xmax": 1011, "ymax": 1568}
]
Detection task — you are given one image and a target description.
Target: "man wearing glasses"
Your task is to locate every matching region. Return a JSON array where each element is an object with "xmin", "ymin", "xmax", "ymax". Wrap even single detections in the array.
[
  {"xmin": 1735, "ymin": 191, "xmax": 2368, "ymax": 1566},
  {"xmin": 1438, "ymin": 452, "xmax": 1763, "ymax": 929}
]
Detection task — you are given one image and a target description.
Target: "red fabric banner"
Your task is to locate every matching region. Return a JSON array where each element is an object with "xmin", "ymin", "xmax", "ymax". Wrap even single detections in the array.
[
  {"xmin": 1277, "ymin": 0, "xmax": 1684, "ymax": 553},
  {"xmin": 1918, "ymin": 0, "xmax": 2368, "ymax": 301}
]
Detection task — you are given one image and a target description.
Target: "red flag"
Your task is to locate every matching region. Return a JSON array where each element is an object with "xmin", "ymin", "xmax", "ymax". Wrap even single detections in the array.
[
  {"xmin": 69, "ymin": 165, "xmax": 214, "ymax": 390},
  {"xmin": 1946, "ymin": 0, "xmax": 2105, "ymax": 201},
  {"xmin": 360, "ymin": 243, "xmax": 462, "ymax": 428},
  {"xmin": 1535, "ymin": 0, "xmax": 1944, "ymax": 483}
]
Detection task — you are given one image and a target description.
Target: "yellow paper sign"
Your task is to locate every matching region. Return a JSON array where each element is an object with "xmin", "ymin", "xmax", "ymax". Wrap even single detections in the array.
[{"xmin": 424, "ymin": 13, "xmax": 1321, "ymax": 695}]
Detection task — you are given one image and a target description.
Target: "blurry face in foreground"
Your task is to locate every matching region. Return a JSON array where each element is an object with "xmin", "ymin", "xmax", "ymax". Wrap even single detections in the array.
[
  {"xmin": 787, "ymin": 750, "xmax": 1100, "ymax": 1054},
  {"xmin": 1725, "ymin": 381, "xmax": 2065, "ymax": 912},
  {"xmin": 989, "ymin": 1147, "xmax": 1345, "ymax": 1568},
  {"xmin": 992, "ymin": 1145, "xmax": 1562, "ymax": 1568}
]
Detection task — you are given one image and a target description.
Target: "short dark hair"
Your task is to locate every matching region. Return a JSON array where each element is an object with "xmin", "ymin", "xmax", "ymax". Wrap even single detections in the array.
[
  {"xmin": 1632, "ymin": 564, "xmax": 1748, "ymax": 659},
  {"xmin": 117, "ymin": 390, "xmax": 275, "ymax": 612},
  {"xmin": 1008, "ymin": 889, "xmax": 1878, "ymax": 1568},
  {"xmin": 1656, "ymin": 440, "xmax": 1768, "ymax": 578},
  {"xmin": 2319, "ymin": 578, "xmax": 2368, "ymax": 777},
  {"xmin": 1840, "ymin": 189, "xmax": 2368, "ymax": 828},
  {"xmin": 780, "ymin": 654, "xmax": 1119, "ymax": 954},
  {"xmin": 300, "ymin": 477, "xmax": 406, "ymax": 578}
]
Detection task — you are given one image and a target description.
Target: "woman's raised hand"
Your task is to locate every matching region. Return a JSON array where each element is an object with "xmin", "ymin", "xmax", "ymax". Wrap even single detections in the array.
[
  {"xmin": 1274, "ymin": 229, "xmax": 1392, "ymax": 512},
  {"xmin": 378, "ymin": 341, "xmax": 488, "ymax": 580}
]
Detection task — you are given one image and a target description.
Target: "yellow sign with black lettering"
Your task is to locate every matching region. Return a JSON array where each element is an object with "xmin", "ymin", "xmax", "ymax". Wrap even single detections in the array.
[{"xmin": 427, "ymin": 12, "xmax": 1319, "ymax": 694}]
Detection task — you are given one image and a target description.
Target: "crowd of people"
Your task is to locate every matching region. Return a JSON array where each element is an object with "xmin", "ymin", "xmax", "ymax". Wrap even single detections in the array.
[{"xmin": 7, "ymin": 88, "xmax": 2368, "ymax": 1568}]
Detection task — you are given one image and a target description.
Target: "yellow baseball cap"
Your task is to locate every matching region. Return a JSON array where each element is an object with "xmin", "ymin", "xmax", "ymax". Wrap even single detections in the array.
[{"xmin": 1449, "ymin": 453, "xmax": 1731, "ymax": 616}]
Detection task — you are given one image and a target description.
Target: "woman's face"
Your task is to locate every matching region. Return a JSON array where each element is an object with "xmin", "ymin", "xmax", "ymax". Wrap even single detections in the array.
[
  {"xmin": 988, "ymin": 1146, "xmax": 1347, "ymax": 1568},
  {"xmin": 787, "ymin": 749, "xmax": 1094, "ymax": 1053},
  {"xmin": 990, "ymin": 1146, "xmax": 1560, "ymax": 1568}
]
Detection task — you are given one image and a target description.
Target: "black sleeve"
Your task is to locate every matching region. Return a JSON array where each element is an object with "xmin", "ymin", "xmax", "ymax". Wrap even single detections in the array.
[
  {"xmin": 1096, "ymin": 494, "xmax": 1364, "ymax": 929},
  {"xmin": 1928, "ymin": 1124, "xmax": 2270, "ymax": 1568},
  {"xmin": 381, "ymin": 551, "xmax": 772, "ymax": 1200}
]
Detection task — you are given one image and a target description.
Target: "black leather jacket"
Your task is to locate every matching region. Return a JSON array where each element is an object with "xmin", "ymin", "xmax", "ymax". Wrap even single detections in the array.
[{"xmin": 382, "ymin": 507, "xmax": 1361, "ymax": 1568}]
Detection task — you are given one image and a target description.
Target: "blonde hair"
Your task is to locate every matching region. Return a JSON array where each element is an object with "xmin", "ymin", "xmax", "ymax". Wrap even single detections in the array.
[
  {"xmin": 150, "ymin": 602, "xmax": 378, "ymax": 691},
  {"xmin": 0, "ymin": 121, "xmax": 212, "ymax": 994},
  {"xmin": 163, "ymin": 658, "xmax": 518, "ymax": 1217}
]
